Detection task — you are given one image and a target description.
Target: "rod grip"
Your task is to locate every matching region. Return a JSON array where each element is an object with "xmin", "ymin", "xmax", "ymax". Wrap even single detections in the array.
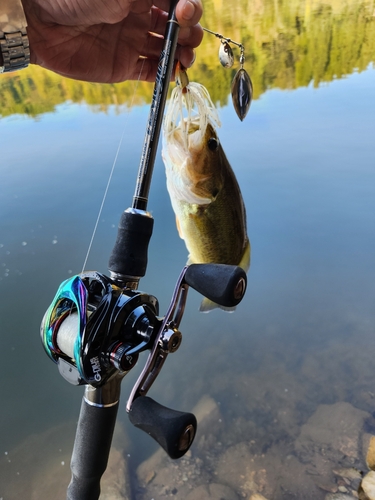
[
  {"xmin": 129, "ymin": 396, "xmax": 197, "ymax": 459},
  {"xmin": 108, "ymin": 210, "xmax": 154, "ymax": 278},
  {"xmin": 184, "ymin": 263, "xmax": 247, "ymax": 307},
  {"xmin": 67, "ymin": 398, "xmax": 119, "ymax": 500}
]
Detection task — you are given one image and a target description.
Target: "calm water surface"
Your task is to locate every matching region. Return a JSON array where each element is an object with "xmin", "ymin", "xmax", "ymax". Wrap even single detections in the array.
[{"xmin": 1, "ymin": 1, "xmax": 375, "ymax": 498}]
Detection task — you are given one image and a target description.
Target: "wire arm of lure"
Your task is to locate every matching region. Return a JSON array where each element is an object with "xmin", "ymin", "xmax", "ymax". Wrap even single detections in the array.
[{"xmin": 202, "ymin": 26, "xmax": 245, "ymax": 66}]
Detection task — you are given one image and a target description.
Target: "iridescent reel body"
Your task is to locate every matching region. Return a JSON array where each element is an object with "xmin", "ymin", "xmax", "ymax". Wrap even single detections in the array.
[{"xmin": 41, "ymin": 271, "xmax": 159, "ymax": 387}]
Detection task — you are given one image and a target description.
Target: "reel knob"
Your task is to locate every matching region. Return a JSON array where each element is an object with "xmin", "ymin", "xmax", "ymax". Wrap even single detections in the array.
[
  {"xmin": 129, "ymin": 396, "xmax": 197, "ymax": 459},
  {"xmin": 185, "ymin": 263, "xmax": 247, "ymax": 307}
]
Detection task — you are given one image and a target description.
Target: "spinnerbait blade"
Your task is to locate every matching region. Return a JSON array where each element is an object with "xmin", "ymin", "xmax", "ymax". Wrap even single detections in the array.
[
  {"xmin": 219, "ymin": 41, "xmax": 234, "ymax": 68},
  {"xmin": 231, "ymin": 68, "xmax": 253, "ymax": 121}
]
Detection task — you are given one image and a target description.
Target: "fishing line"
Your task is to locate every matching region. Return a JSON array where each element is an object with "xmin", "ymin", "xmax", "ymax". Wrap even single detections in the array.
[{"xmin": 81, "ymin": 59, "xmax": 146, "ymax": 273}]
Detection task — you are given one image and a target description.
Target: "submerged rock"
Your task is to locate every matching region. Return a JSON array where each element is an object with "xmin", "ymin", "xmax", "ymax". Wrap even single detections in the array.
[
  {"xmin": 325, "ymin": 494, "xmax": 358, "ymax": 500},
  {"xmin": 333, "ymin": 467, "xmax": 363, "ymax": 481},
  {"xmin": 185, "ymin": 483, "xmax": 239, "ymax": 500},
  {"xmin": 366, "ymin": 435, "xmax": 375, "ymax": 471},
  {"xmin": 136, "ymin": 398, "xmax": 371, "ymax": 500},
  {"xmin": 295, "ymin": 402, "xmax": 370, "ymax": 466},
  {"xmin": 359, "ymin": 471, "xmax": 375, "ymax": 500},
  {"xmin": 215, "ymin": 441, "xmax": 321, "ymax": 499}
]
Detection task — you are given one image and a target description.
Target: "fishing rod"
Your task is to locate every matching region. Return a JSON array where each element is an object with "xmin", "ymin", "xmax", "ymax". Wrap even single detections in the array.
[{"xmin": 40, "ymin": 2, "xmax": 247, "ymax": 498}]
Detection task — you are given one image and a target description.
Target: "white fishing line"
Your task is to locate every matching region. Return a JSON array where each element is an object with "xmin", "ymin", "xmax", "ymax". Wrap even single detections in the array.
[{"xmin": 81, "ymin": 60, "xmax": 146, "ymax": 273}]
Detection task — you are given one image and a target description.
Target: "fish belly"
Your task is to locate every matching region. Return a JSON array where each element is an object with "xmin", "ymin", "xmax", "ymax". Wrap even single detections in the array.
[{"xmin": 175, "ymin": 183, "xmax": 250, "ymax": 272}]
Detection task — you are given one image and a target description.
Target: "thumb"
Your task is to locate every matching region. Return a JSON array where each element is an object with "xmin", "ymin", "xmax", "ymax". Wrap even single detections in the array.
[{"xmin": 176, "ymin": 0, "xmax": 203, "ymax": 27}]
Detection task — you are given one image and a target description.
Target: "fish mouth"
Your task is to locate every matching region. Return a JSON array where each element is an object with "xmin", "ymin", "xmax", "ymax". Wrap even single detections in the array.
[
  {"xmin": 163, "ymin": 82, "xmax": 222, "ymax": 155},
  {"xmin": 162, "ymin": 81, "xmax": 222, "ymax": 206},
  {"xmin": 175, "ymin": 119, "xmax": 206, "ymax": 155}
]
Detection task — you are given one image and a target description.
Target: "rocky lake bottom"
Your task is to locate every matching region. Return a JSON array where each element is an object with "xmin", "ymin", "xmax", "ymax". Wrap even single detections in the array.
[{"xmin": 2, "ymin": 319, "xmax": 375, "ymax": 500}]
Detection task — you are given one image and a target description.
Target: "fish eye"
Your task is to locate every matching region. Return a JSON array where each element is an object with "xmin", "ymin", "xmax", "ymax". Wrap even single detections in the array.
[{"xmin": 208, "ymin": 138, "xmax": 219, "ymax": 151}]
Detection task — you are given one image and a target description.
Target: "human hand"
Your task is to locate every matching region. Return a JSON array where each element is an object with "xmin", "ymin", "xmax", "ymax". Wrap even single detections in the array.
[{"xmin": 21, "ymin": 0, "xmax": 203, "ymax": 83}]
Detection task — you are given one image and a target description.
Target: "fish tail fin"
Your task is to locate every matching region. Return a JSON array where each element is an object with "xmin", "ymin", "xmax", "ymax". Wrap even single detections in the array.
[{"xmin": 199, "ymin": 297, "xmax": 236, "ymax": 313}]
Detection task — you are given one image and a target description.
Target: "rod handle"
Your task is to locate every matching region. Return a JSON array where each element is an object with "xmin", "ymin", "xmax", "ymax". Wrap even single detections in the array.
[
  {"xmin": 184, "ymin": 263, "xmax": 247, "ymax": 307},
  {"xmin": 108, "ymin": 210, "xmax": 154, "ymax": 279},
  {"xmin": 67, "ymin": 398, "xmax": 119, "ymax": 500},
  {"xmin": 129, "ymin": 396, "xmax": 197, "ymax": 459}
]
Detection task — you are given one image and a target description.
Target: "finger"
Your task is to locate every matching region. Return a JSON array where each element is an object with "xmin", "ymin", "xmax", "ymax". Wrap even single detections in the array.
[
  {"xmin": 149, "ymin": 6, "xmax": 203, "ymax": 48},
  {"xmin": 130, "ymin": 0, "xmax": 165, "ymax": 16},
  {"xmin": 149, "ymin": 6, "xmax": 168, "ymax": 35},
  {"xmin": 128, "ymin": 46, "xmax": 195, "ymax": 83},
  {"xmin": 151, "ymin": 0, "xmax": 203, "ymax": 28},
  {"xmin": 176, "ymin": 0, "xmax": 203, "ymax": 28},
  {"xmin": 140, "ymin": 32, "xmax": 165, "ymax": 59},
  {"xmin": 150, "ymin": 7, "xmax": 203, "ymax": 47},
  {"xmin": 142, "ymin": 32, "xmax": 198, "ymax": 69},
  {"xmin": 128, "ymin": 57, "xmax": 159, "ymax": 82},
  {"xmin": 178, "ymin": 24, "xmax": 203, "ymax": 49},
  {"xmin": 175, "ymin": 45, "xmax": 196, "ymax": 69},
  {"xmin": 137, "ymin": 44, "xmax": 197, "ymax": 81},
  {"xmin": 152, "ymin": 0, "xmax": 173, "ymax": 14}
]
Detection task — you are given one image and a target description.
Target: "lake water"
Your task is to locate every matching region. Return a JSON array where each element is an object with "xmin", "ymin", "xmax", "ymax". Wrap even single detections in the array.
[{"xmin": 1, "ymin": 1, "xmax": 375, "ymax": 498}]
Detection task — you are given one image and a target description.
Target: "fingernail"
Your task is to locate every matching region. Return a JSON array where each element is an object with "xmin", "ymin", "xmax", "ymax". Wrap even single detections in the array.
[{"xmin": 183, "ymin": 0, "xmax": 195, "ymax": 20}]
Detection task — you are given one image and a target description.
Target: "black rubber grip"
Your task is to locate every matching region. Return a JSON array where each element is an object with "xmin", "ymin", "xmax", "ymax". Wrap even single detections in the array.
[
  {"xmin": 184, "ymin": 264, "xmax": 247, "ymax": 307},
  {"xmin": 108, "ymin": 210, "xmax": 154, "ymax": 278},
  {"xmin": 67, "ymin": 399, "xmax": 119, "ymax": 500},
  {"xmin": 129, "ymin": 396, "xmax": 197, "ymax": 459}
]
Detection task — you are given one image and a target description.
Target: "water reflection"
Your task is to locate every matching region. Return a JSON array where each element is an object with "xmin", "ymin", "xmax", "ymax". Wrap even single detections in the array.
[
  {"xmin": 1, "ymin": 0, "xmax": 375, "ymax": 118},
  {"xmin": 1, "ymin": 0, "xmax": 375, "ymax": 499}
]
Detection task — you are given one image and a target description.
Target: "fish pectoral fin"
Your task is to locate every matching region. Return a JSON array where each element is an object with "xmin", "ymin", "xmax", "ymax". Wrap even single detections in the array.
[
  {"xmin": 199, "ymin": 297, "xmax": 236, "ymax": 313},
  {"xmin": 193, "ymin": 177, "xmax": 222, "ymax": 203}
]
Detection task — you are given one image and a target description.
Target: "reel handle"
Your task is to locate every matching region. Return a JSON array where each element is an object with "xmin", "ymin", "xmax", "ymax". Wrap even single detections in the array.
[
  {"xmin": 129, "ymin": 396, "xmax": 197, "ymax": 459},
  {"xmin": 185, "ymin": 263, "xmax": 247, "ymax": 308}
]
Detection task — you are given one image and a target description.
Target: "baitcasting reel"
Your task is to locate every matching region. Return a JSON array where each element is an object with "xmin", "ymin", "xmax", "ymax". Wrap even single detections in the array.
[
  {"xmin": 41, "ymin": 263, "xmax": 247, "ymax": 459},
  {"xmin": 41, "ymin": 270, "xmax": 160, "ymax": 387}
]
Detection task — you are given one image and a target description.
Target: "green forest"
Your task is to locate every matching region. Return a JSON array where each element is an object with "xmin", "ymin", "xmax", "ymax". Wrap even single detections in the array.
[{"xmin": 1, "ymin": 0, "xmax": 374, "ymax": 117}]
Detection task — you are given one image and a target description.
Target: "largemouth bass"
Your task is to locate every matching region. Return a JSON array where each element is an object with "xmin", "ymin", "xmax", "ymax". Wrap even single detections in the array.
[{"xmin": 162, "ymin": 77, "xmax": 250, "ymax": 311}]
